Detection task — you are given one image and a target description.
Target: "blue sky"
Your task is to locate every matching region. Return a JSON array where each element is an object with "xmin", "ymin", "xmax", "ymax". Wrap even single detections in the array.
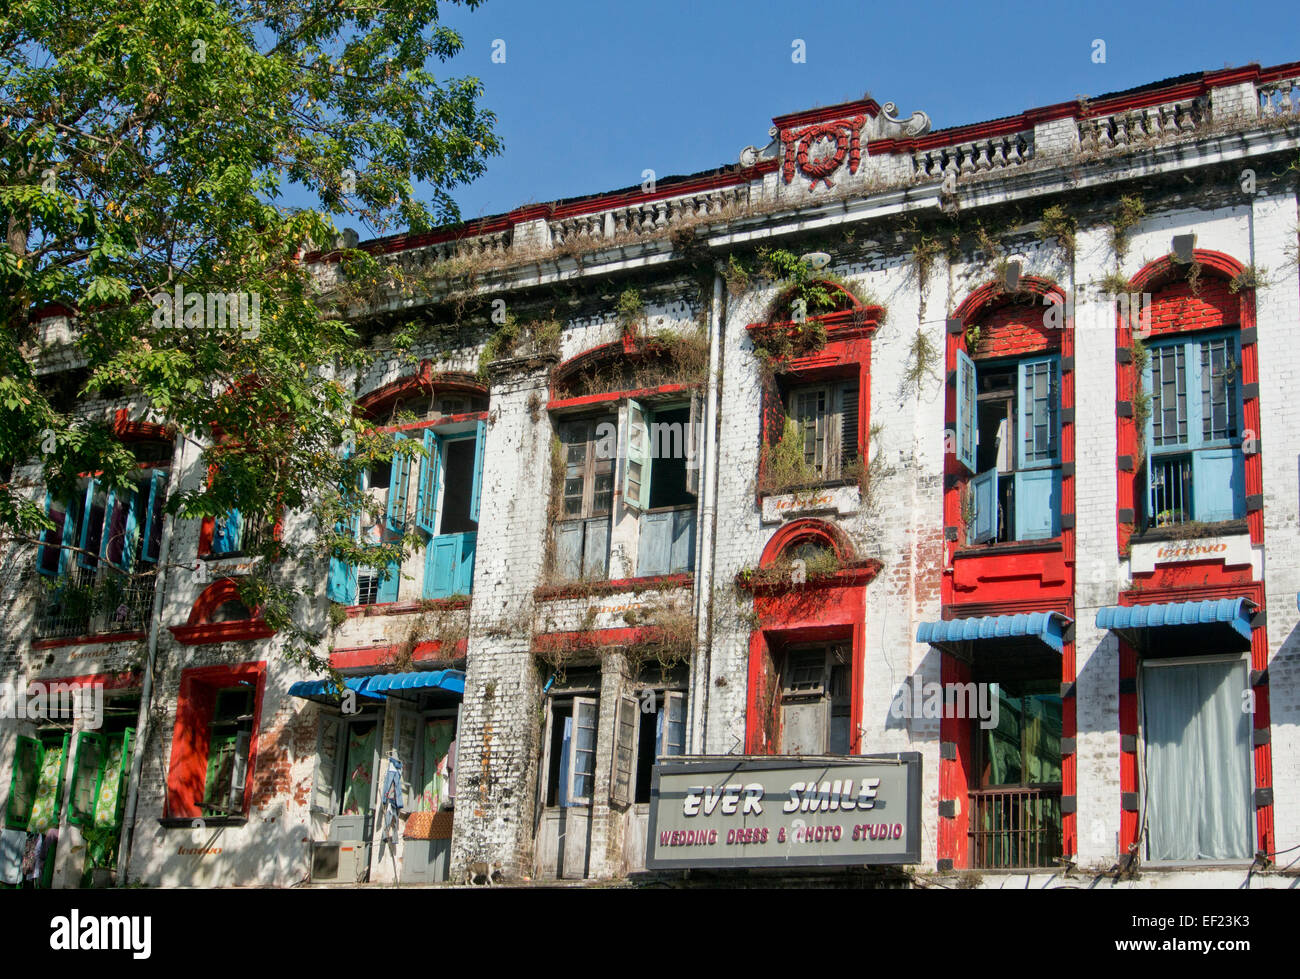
[{"xmin": 393, "ymin": 0, "xmax": 1300, "ymax": 225}]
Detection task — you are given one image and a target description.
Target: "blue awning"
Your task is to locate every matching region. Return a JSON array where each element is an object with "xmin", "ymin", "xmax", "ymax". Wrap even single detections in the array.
[
  {"xmin": 916, "ymin": 611, "xmax": 1071, "ymax": 654},
  {"xmin": 1096, "ymin": 598, "xmax": 1256, "ymax": 642},
  {"xmin": 363, "ymin": 669, "xmax": 465, "ymax": 701},
  {"xmin": 287, "ymin": 675, "xmax": 384, "ymax": 705}
]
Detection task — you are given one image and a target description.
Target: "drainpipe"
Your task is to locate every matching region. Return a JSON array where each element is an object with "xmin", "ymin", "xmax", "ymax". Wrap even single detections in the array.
[
  {"xmin": 689, "ymin": 270, "xmax": 724, "ymax": 754},
  {"xmin": 115, "ymin": 431, "xmax": 186, "ymax": 885}
]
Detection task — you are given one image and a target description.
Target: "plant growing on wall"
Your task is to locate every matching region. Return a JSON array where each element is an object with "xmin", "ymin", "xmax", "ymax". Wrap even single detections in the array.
[
  {"xmin": 1038, "ymin": 205, "xmax": 1078, "ymax": 258},
  {"xmin": 899, "ymin": 330, "xmax": 940, "ymax": 399},
  {"xmin": 1109, "ymin": 195, "xmax": 1147, "ymax": 260}
]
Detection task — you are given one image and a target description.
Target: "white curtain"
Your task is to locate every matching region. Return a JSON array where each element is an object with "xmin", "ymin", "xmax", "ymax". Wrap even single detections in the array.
[{"xmin": 1143, "ymin": 660, "xmax": 1252, "ymax": 861}]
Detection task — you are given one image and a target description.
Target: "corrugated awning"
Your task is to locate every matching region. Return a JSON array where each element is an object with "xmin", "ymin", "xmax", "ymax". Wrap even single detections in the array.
[
  {"xmin": 287, "ymin": 676, "xmax": 383, "ymax": 705},
  {"xmin": 363, "ymin": 669, "xmax": 465, "ymax": 701},
  {"xmin": 916, "ymin": 611, "xmax": 1071, "ymax": 655},
  {"xmin": 1095, "ymin": 598, "xmax": 1256, "ymax": 642}
]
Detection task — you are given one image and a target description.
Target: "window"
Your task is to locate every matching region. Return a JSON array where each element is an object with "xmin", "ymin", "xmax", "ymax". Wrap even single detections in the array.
[
  {"xmin": 312, "ymin": 711, "xmax": 382, "ymax": 818},
  {"xmin": 554, "ymin": 416, "xmax": 615, "ymax": 581},
  {"xmin": 66, "ymin": 703, "xmax": 137, "ymax": 835},
  {"xmin": 327, "ymin": 437, "xmax": 414, "ymax": 606},
  {"xmin": 785, "ymin": 378, "xmax": 859, "ymax": 480},
  {"xmin": 165, "ymin": 664, "xmax": 264, "ymax": 820},
  {"xmin": 957, "ymin": 351, "xmax": 1061, "ymax": 544},
  {"xmin": 1141, "ymin": 657, "xmax": 1252, "ymax": 861},
  {"xmin": 415, "ymin": 421, "xmax": 485, "ymax": 599},
  {"xmin": 629, "ymin": 401, "xmax": 698, "ymax": 577},
  {"xmin": 543, "ymin": 695, "xmax": 599, "ymax": 807},
  {"xmin": 612, "ymin": 687, "xmax": 686, "ymax": 806},
  {"xmin": 5, "ymin": 730, "xmax": 69, "ymax": 834},
  {"xmin": 35, "ymin": 468, "xmax": 168, "ymax": 639},
  {"xmin": 969, "ymin": 682, "xmax": 1063, "ymax": 869},
  {"xmin": 201, "ymin": 688, "xmax": 254, "ymax": 817},
  {"xmin": 1142, "ymin": 332, "xmax": 1244, "ymax": 528},
  {"xmin": 778, "ymin": 645, "xmax": 851, "ymax": 755}
]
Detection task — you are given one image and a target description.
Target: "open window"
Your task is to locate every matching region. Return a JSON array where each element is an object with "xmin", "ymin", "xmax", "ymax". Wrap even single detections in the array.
[
  {"xmin": 626, "ymin": 399, "xmax": 698, "ymax": 577},
  {"xmin": 165, "ymin": 664, "xmax": 264, "ymax": 820},
  {"xmin": 415, "ymin": 420, "xmax": 484, "ymax": 599},
  {"xmin": 784, "ymin": 377, "xmax": 859, "ymax": 481},
  {"xmin": 201, "ymin": 688, "xmax": 255, "ymax": 817},
  {"xmin": 612, "ymin": 686, "xmax": 686, "ymax": 807},
  {"xmin": 957, "ymin": 350, "xmax": 1061, "ymax": 544},
  {"xmin": 542, "ymin": 694, "xmax": 599, "ymax": 808},
  {"xmin": 1141, "ymin": 332, "xmax": 1245, "ymax": 529},
  {"xmin": 312, "ymin": 710, "xmax": 382, "ymax": 820},
  {"xmin": 777, "ymin": 644, "xmax": 852, "ymax": 755}
]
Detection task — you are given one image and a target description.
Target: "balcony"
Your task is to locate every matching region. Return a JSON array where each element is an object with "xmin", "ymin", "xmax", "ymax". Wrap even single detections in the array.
[
  {"xmin": 968, "ymin": 785, "xmax": 1063, "ymax": 870},
  {"xmin": 36, "ymin": 565, "xmax": 157, "ymax": 641}
]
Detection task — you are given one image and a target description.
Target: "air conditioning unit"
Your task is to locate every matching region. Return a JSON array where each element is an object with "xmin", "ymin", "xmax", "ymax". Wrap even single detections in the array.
[{"xmin": 310, "ymin": 841, "xmax": 370, "ymax": 883}]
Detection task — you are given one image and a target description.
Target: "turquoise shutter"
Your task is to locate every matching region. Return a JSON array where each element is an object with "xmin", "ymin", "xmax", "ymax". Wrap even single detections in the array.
[
  {"xmin": 98, "ymin": 489, "xmax": 118, "ymax": 563},
  {"xmin": 387, "ymin": 432, "xmax": 411, "ymax": 533},
  {"xmin": 457, "ymin": 532, "xmax": 477, "ymax": 595},
  {"xmin": 377, "ymin": 561, "xmax": 401, "ymax": 603},
  {"xmin": 670, "ymin": 507, "xmax": 696, "ymax": 573},
  {"xmin": 415, "ymin": 428, "xmax": 440, "ymax": 535},
  {"xmin": 77, "ymin": 479, "xmax": 103, "ymax": 569},
  {"xmin": 119, "ymin": 485, "xmax": 142, "ymax": 571},
  {"xmin": 969, "ymin": 468, "xmax": 998, "ymax": 544},
  {"xmin": 469, "ymin": 419, "xmax": 486, "ymax": 523},
  {"xmin": 423, "ymin": 534, "xmax": 460, "ymax": 599},
  {"xmin": 553, "ymin": 522, "xmax": 583, "ymax": 581},
  {"xmin": 327, "ymin": 448, "xmax": 358, "ymax": 605},
  {"xmin": 58, "ymin": 494, "xmax": 79, "ymax": 574},
  {"xmin": 210, "ymin": 509, "xmax": 243, "ymax": 555},
  {"xmin": 623, "ymin": 400, "xmax": 650, "ymax": 510},
  {"xmin": 141, "ymin": 468, "xmax": 167, "ymax": 562},
  {"xmin": 1015, "ymin": 356, "xmax": 1061, "ymax": 540},
  {"xmin": 955, "ymin": 350, "xmax": 977, "ymax": 474},
  {"xmin": 1192, "ymin": 448, "xmax": 1245, "ymax": 523},
  {"xmin": 36, "ymin": 493, "xmax": 63, "ymax": 577}
]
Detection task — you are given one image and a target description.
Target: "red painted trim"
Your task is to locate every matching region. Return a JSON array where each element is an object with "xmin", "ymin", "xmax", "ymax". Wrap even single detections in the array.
[
  {"xmin": 344, "ymin": 596, "xmax": 472, "ymax": 619},
  {"xmin": 550, "ymin": 335, "xmax": 705, "ymax": 404},
  {"xmin": 169, "ymin": 578, "xmax": 274, "ymax": 645},
  {"xmin": 165, "ymin": 661, "xmax": 267, "ymax": 819},
  {"xmin": 548, "ymin": 383, "xmax": 694, "ymax": 414},
  {"xmin": 330, "ymin": 640, "xmax": 467, "ymax": 670},
  {"xmin": 30, "ymin": 670, "xmax": 141, "ymax": 690},
  {"xmin": 358, "ymin": 366, "xmax": 488, "ymax": 423},
  {"xmin": 1115, "ymin": 251, "xmax": 1260, "ymax": 553},
  {"xmin": 111, "ymin": 410, "xmax": 173, "ymax": 444},
  {"xmin": 31, "ymin": 632, "xmax": 147, "ymax": 650},
  {"xmin": 534, "ymin": 573, "xmax": 693, "ymax": 602},
  {"xmin": 771, "ymin": 98, "xmax": 880, "ymax": 129},
  {"xmin": 531, "ymin": 626, "xmax": 665, "ymax": 653},
  {"xmin": 759, "ymin": 519, "xmax": 855, "ymax": 565}
]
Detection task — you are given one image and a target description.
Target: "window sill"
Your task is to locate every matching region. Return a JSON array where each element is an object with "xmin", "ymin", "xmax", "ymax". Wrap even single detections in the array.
[
  {"xmin": 158, "ymin": 816, "xmax": 247, "ymax": 829},
  {"xmin": 31, "ymin": 630, "xmax": 147, "ymax": 650},
  {"xmin": 954, "ymin": 539, "xmax": 1063, "ymax": 559},
  {"xmin": 758, "ymin": 476, "xmax": 859, "ymax": 498},
  {"xmin": 534, "ymin": 573, "xmax": 693, "ymax": 602},
  {"xmin": 344, "ymin": 597, "xmax": 471, "ymax": 618},
  {"xmin": 1131, "ymin": 519, "xmax": 1248, "ymax": 544}
]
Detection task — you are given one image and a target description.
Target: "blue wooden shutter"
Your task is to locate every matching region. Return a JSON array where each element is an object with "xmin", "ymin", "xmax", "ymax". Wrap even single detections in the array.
[
  {"xmin": 77, "ymin": 479, "xmax": 103, "ymax": 570},
  {"xmin": 1192, "ymin": 448, "xmax": 1246, "ymax": 522},
  {"xmin": 423, "ymin": 534, "xmax": 460, "ymax": 599},
  {"xmin": 327, "ymin": 447, "xmax": 358, "ymax": 604},
  {"xmin": 141, "ymin": 469, "xmax": 167, "ymax": 562},
  {"xmin": 670, "ymin": 508, "xmax": 696, "ymax": 573},
  {"xmin": 1014, "ymin": 356, "xmax": 1061, "ymax": 540},
  {"xmin": 969, "ymin": 468, "xmax": 998, "ymax": 544},
  {"xmin": 457, "ymin": 532, "xmax": 477, "ymax": 595},
  {"xmin": 376, "ymin": 561, "xmax": 401, "ymax": 603},
  {"xmin": 211, "ymin": 510, "xmax": 242, "ymax": 555},
  {"xmin": 36, "ymin": 494, "xmax": 64, "ymax": 577},
  {"xmin": 637, "ymin": 510, "xmax": 672, "ymax": 577},
  {"xmin": 553, "ymin": 522, "xmax": 583, "ymax": 581},
  {"xmin": 387, "ymin": 432, "xmax": 411, "ymax": 533},
  {"xmin": 623, "ymin": 400, "xmax": 650, "ymax": 510},
  {"xmin": 58, "ymin": 494, "xmax": 79, "ymax": 575},
  {"xmin": 470, "ymin": 419, "xmax": 486, "ymax": 523},
  {"xmin": 955, "ymin": 350, "xmax": 977, "ymax": 473},
  {"xmin": 416, "ymin": 428, "xmax": 440, "ymax": 535}
]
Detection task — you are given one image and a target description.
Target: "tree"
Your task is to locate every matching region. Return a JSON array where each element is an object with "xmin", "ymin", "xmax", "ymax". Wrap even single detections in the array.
[{"xmin": 0, "ymin": 0, "xmax": 501, "ymax": 666}]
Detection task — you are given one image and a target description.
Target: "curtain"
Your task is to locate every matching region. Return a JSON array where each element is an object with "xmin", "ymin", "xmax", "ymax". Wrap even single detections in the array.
[
  {"xmin": 1144, "ymin": 660, "xmax": 1252, "ymax": 861},
  {"xmin": 27, "ymin": 743, "xmax": 65, "ymax": 833},
  {"xmin": 417, "ymin": 719, "xmax": 455, "ymax": 812},
  {"xmin": 341, "ymin": 722, "xmax": 376, "ymax": 815}
]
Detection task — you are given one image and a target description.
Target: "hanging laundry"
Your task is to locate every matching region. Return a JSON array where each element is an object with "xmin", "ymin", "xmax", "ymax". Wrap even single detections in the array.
[
  {"xmin": 0, "ymin": 828, "xmax": 25, "ymax": 885},
  {"xmin": 22, "ymin": 833, "xmax": 39, "ymax": 880}
]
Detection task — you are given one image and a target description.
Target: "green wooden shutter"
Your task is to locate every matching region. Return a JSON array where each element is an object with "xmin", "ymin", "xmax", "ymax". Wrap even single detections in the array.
[
  {"xmin": 5, "ymin": 737, "xmax": 42, "ymax": 829},
  {"xmin": 955, "ymin": 350, "xmax": 977, "ymax": 473},
  {"xmin": 94, "ymin": 728, "xmax": 134, "ymax": 828},
  {"xmin": 27, "ymin": 734, "xmax": 69, "ymax": 832},
  {"xmin": 623, "ymin": 400, "xmax": 650, "ymax": 511},
  {"xmin": 67, "ymin": 732, "xmax": 107, "ymax": 826}
]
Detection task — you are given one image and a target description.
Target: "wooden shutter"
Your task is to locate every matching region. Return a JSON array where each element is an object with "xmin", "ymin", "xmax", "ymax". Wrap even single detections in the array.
[
  {"xmin": 469, "ymin": 419, "xmax": 486, "ymax": 523},
  {"xmin": 5, "ymin": 737, "xmax": 42, "ymax": 829},
  {"xmin": 581, "ymin": 518, "xmax": 609, "ymax": 580},
  {"xmin": 566, "ymin": 697, "xmax": 599, "ymax": 806},
  {"xmin": 969, "ymin": 468, "xmax": 998, "ymax": 544},
  {"xmin": 77, "ymin": 478, "xmax": 105, "ymax": 569},
  {"xmin": 1192, "ymin": 448, "xmax": 1245, "ymax": 522},
  {"xmin": 376, "ymin": 560, "xmax": 401, "ymax": 604},
  {"xmin": 839, "ymin": 378, "xmax": 860, "ymax": 469},
  {"xmin": 456, "ymin": 532, "xmax": 477, "ymax": 596},
  {"xmin": 684, "ymin": 389, "xmax": 702, "ymax": 496},
  {"xmin": 94, "ymin": 728, "xmax": 134, "ymax": 828},
  {"xmin": 228, "ymin": 730, "xmax": 251, "ymax": 813},
  {"xmin": 423, "ymin": 534, "xmax": 460, "ymax": 599},
  {"xmin": 623, "ymin": 400, "xmax": 650, "ymax": 511},
  {"xmin": 141, "ymin": 468, "xmax": 168, "ymax": 562},
  {"xmin": 35, "ymin": 494, "xmax": 65, "ymax": 577},
  {"xmin": 611, "ymin": 694, "xmax": 639, "ymax": 807},
  {"xmin": 67, "ymin": 731, "xmax": 107, "ymax": 825},
  {"xmin": 386, "ymin": 432, "xmax": 411, "ymax": 532},
  {"xmin": 955, "ymin": 350, "xmax": 977, "ymax": 474},
  {"xmin": 1014, "ymin": 468, "xmax": 1061, "ymax": 540},
  {"xmin": 415, "ymin": 428, "xmax": 441, "ymax": 534},
  {"xmin": 553, "ymin": 522, "xmax": 583, "ymax": 581},
  {"xmin": 395, "ymin": 707, "xmax": 420, "ymax": 807},
  {"xmin": 670, "ymin": 507, "xmax": 696, "ymax": 574},
  {"xmin": 661, "ymin": 692, "xmax": 687, "ymax": 756},
  {"xmin": 312, "ymin": 715, "xmax": 344, "ymax": 815},
  {"xmin": 636, "ymin": 510, "xmax": 672, "ymax": 577}
]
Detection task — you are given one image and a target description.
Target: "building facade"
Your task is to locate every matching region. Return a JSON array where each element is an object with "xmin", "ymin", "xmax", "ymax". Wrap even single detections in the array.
[{"xmin": 4, "ymin": 61, "xmax": 1300, "ymax": 888}]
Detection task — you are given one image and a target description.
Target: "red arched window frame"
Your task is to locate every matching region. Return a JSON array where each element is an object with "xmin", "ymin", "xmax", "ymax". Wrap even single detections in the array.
[{"xmin": 168, "ymin": 577, "xmax": 273, "ymax": 645}]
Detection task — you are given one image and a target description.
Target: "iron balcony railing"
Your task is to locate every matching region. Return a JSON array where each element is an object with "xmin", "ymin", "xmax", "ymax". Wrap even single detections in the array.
[
  {"xmin": 968, "ymin": 784, "xmax": 1063, "ymax": 870},
  {"xmin": 36, "ymin": 565, "xmax": 157, "ymax": 640},
  {"xmin": 1146, "ymin": 454, "xmax": 1193, "ymax": 530}
]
